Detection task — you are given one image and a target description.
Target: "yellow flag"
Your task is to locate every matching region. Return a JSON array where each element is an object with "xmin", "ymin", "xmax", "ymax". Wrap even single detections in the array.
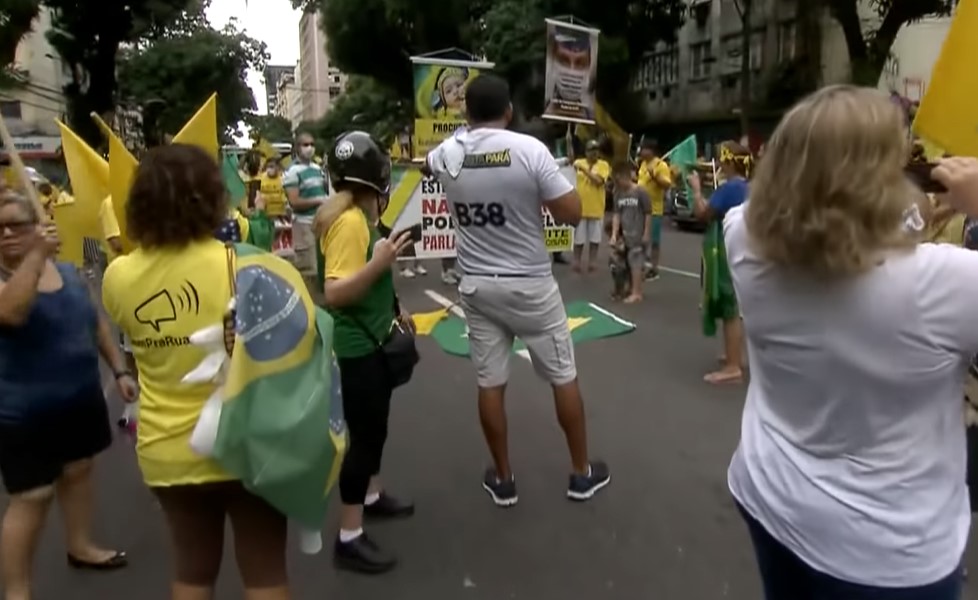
[
  {"xmin": 56, "ymin": 120, "xmax": 107, "ymax": 265},
  {"xmin": 413, "ymin": 308, "xmax": 449, "ymax": 336},
  {"xmin": 255, "ymin": 136, "xmax": 291, "ymax": 168},
  {"xmin": 92, "ymin": 113, "xmax": 139, "ymax": 252},
  {"xmin": 913, "ymin": 0, "xmax": 978, "ymax": 157},
  {"xmin": 174, "ymin": 93, "xmax": 219, "ymax": 160},
  {"xmin": 595, "ymin": 103, "xmax": 630, "ymax": 163}
]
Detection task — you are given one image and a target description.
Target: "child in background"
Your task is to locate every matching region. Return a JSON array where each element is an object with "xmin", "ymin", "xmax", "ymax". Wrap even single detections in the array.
[
  {"xmin": 610, "ymin": 163, "xmax": 651, "ymax": 304},
  {"xmin": 608, "ymin": 239, "xmax": 629, "ymax": 300}
]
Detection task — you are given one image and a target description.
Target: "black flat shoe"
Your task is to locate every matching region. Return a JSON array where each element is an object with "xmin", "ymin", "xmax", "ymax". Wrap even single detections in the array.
[
  {"xmin": 67, "ymin": 551, "xmax": 128, "ymax": 571},
  {"xmin": 364, "ymin": 493, "xmax": 415, "ymax": 520}
]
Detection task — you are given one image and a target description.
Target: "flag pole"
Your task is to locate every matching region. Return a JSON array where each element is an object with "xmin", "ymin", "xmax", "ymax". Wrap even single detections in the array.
[{"xmin": 0, "ymin": 113, "xmax": 47, "ymax": 219}]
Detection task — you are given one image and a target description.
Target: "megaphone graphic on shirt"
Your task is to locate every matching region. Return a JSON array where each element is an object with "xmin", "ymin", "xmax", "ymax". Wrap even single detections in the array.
[{"xmin": 134, "ymin": 281, "xmax": 200, "ymax": 333}]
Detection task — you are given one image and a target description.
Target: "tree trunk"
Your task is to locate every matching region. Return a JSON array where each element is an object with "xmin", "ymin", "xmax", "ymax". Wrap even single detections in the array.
[{"xmin": 738, "ymin": 0, "xmax": 752, "ymax": 138}]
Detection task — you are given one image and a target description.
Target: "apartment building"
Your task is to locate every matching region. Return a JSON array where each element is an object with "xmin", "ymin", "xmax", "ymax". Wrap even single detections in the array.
[
  {"xmin": 264, "ymin": 64, "xmax": 296, "ymax": 113},
  {"xmin": 298, "ymin": 10, "xmax": 348, "ymax": 121},
  {"xmin": 272, "ymin": 66, "xmax": 305, "ymax": 131},
  {"xmin": 0, "ymin": 8, "xmax": 67, "ymax": 176},
  {"xmin": 1, "ymin": 9, "xmax": 67, "ymax": 138},
  {"xmin": 631, "ymin": 0, "xmax": 956, "ymax": 147},
  {"xmin": 632, "ymin": 0, "xmax": 848, "ymax": 144}
]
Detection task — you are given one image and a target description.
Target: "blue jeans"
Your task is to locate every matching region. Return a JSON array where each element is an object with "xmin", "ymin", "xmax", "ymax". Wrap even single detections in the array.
[{"xmin": 738, "ymin": 504, "xmax": 963, "ymax": 600}]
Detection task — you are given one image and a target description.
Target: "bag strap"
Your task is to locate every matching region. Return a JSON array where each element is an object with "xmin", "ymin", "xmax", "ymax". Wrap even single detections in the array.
[{"xmin": 224, "ymin": 242, "xmax": 237, "ymax": 356}]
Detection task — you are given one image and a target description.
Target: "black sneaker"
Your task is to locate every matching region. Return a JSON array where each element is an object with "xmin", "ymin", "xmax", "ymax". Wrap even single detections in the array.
[
  {"xmin": 567, "ymin": 461, "xmax": 611, "ymax": 501},
  {"xmin": 482, "ymin": 468, "xmax": 518, "ymax": 507},
  {"xmin": 645, "ymin": 268, "xmax": 660, "ymax": 282},
  {"xmin": 364, "ymin": 493, "xmax": 415, "ymax": 521},
  {"xmin": 334, "ymin": 533, "xmax": 397, "ymax": 574}
]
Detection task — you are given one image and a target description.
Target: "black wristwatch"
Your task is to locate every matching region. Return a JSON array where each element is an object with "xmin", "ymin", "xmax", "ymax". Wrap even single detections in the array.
[{"xmin": 114, "ymin": 369, "xmax": 133, "ymax": 380}]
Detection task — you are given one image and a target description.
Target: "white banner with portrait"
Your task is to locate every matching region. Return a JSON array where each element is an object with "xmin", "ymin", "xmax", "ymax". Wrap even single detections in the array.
[{"xmin": 543, "ymin": 19, "xmax": 600, "ymax": 124}]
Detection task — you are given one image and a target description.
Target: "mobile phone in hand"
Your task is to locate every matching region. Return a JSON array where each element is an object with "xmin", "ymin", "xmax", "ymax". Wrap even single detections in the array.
[
  {"xmin": 407, "ymin": 223, "xmax": 423, "ymax": 243},
  {"xmin": 904, "ymin": 162, "xmax": 948, "ymax": 194}
]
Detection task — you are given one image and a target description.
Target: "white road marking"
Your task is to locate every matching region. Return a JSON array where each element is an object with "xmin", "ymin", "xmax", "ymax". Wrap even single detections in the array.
[
  {"xmin": 658, "ymin": 266, "xmax": 699, "ymax": 279},
  {"xmin": 423, "ymin": 289, "xmax": 532, "ymax": 362}
]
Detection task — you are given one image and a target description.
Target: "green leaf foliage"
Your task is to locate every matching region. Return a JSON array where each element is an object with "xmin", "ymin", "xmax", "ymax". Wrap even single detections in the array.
[
  {"xmin": 302, "ymin": 75, "xmax": 409, "ymax": 150},
  {"xmin": 0, "ymin": 0, "xmax": 41, "ymax": 66},
  {"xmin": 245, "ymin": 113, "xmax": 295, "ymax": 144},
  {"xmin": 117, "ymin": 20, "xmax": 268, "ymax": 143}
]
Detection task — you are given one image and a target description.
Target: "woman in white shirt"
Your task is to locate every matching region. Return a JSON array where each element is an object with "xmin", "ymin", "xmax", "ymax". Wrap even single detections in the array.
[{"xmin": 726, "ymin": 85, "xmax": 978, "ymax": 599}]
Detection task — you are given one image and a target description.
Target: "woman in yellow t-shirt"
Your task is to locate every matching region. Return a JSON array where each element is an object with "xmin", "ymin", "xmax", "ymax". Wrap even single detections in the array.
[
  {"xmin": 258, "ymin": 158, "xmax": 288, "ymax": 217},
  {"xmin": 102, "ymin": 144, "xmax": 289, "ymax": 599}
]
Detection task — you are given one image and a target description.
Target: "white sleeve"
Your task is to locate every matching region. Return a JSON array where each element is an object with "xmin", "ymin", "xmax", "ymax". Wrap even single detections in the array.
[
  {"xmin": 528, "ymin": 140, "xmax": 574, "ymax": 202},
  {"xmin": 916, "ymin": 244, "xmax": 978, "ymax": 355}
]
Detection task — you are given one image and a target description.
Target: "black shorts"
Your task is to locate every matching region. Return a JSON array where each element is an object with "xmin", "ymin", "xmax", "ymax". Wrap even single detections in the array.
[{"xmin": 0, "ymin": 385, "xmax": 113, "ymax": 494}]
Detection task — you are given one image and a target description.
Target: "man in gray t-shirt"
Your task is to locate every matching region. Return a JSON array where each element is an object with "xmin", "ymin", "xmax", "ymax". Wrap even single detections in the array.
[
  {"xmin": 610, "ymin": 163, "xmax": 651, "ymax": 303},
  {"xmin": 425, "ymin": 74, "xmax": 611, "ymax": 508}
]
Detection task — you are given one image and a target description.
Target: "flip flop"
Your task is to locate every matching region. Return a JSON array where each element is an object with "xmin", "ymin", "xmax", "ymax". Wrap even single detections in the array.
[
  {"xmin": 67, "ymin": 551, "xmax": 128, "ymax": 571},
  {"xmin": 704, "ymin": 370, "xmax": 743, "ymax": 385}
]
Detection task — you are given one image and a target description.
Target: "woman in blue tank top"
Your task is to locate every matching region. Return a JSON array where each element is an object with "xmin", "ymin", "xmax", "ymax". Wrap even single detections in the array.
[{"xmin": 0, "ymin": 192, "xmax": 138, "ymax": 598}]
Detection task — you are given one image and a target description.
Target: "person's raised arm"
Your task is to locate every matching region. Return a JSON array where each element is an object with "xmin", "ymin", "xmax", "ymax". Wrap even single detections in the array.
[
  {"xmin": 534, "ymin": 143, "xmax": 581, "ymax": 227},
  {"xmin": 322, "ymin": 218, "xmax": 414, "ymax": 309},
  {"xmin": 653, "ymin": 160, "xmax": 672, "ymax": 189},
  {"xmin": 926, "ymin": 157, "xmax": 978, "ymax": 353},
  {"xmin": 0, "ymin": 224, "xmax": 57, "ymax": 327}
]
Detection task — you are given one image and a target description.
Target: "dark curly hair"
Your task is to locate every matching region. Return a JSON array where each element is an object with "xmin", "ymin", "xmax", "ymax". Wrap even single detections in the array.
[{"xmin": 127, "ymin": 144, "xmax": 227, "ymax": 248}]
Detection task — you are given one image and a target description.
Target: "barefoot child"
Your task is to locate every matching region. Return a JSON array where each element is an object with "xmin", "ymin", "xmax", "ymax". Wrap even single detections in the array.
[{"xmin": 610, "ymin": 164, "xmax": 651, "ymax": 304}]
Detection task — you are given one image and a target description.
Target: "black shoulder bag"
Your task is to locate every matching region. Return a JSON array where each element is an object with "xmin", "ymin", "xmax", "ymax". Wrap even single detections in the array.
[{"xmin": 348, "ymin": 302, "xmax": 419, "ymax": 389}]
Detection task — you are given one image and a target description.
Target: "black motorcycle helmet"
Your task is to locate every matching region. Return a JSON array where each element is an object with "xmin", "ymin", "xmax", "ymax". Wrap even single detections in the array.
[{"xmin": 328, "ymin": 130, "xmax": 391, "ymax": 194}]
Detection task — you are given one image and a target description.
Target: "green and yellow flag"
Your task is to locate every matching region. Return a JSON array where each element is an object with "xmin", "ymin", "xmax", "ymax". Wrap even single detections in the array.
[
  {"xmin": 701, "ymin": 221, "xmax": 737, "ymax": 337},
  {"xmin": 215, "ymin": 243, "xmax": 346, "ymax": 530},
  {"xmin": 427, "ymin": 301, "xmax": 635, "ymax": 356}
]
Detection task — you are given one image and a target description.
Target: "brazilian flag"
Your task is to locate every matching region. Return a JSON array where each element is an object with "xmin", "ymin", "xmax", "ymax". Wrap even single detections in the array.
[
  {"xmin": 215, "ymin": 243, "xmax": 347, "ymax": 531},
  {"xmin": 701, "ymin": 221, "xmax": 736, "ymax": 336}
]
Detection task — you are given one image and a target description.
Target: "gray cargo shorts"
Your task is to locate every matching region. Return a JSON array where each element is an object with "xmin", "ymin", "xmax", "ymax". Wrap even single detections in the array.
[{"xmin": 458, "ymin": 274, "xmax": 576, "ymax": 388}]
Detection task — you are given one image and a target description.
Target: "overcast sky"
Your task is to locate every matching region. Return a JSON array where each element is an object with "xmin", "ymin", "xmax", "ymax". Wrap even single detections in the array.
[{"xmin": 205, "ymin": 0, "xmax": 301, "ymax": 115}]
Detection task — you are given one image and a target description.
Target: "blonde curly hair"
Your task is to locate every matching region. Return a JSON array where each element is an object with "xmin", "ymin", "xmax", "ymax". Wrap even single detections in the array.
[{"xmin": 745, "ymin": 85, "xmax": 923, "ymax": 278}]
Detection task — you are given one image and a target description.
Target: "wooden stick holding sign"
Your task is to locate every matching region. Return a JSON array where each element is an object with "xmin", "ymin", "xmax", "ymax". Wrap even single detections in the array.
[{"xmin": 0, "ymin": 112, "xmax": 48, "ymax": 219}]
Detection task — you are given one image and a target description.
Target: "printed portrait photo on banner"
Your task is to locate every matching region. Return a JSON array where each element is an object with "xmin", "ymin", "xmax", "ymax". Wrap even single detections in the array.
[
  {"xmin": 543, "ymin": 20, "xmax": 600, "ymax": 124},
  {"xmin": 411, "ymin": 58, "xmax": 493, "ymax": 158}
]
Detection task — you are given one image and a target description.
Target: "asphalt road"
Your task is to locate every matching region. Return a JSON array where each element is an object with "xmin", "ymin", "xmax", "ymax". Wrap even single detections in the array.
[{"xmin": 6, "ymin": 223, "xmax": 978, "ymax": 599}]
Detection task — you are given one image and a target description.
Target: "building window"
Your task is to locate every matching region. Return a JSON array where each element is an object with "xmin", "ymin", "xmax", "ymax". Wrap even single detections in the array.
[
  {"xmin": 719, "ymin": 31, "xmax": 764, "ymax": 74},
  {"xmin": 329, "ymin": 86, "xmax": 341, "ymax": 96},
  {"xmin": 778, "ymin": 21, "xmax": 797, "ymax": 62},
  {"xmin": 635, "ymin": 47, "xmax": 679, "ymax": 90},
  {"xmin": 690, "ymin": 42, "xmax": 712, "ymax": 80},
  {"xmin": 0, "ymin": 101, "xmax": 21, "ymax": 119}
]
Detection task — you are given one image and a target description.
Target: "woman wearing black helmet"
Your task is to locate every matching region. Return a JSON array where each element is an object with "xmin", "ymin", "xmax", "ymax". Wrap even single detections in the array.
[{"xmin": 314, "ymin": 130, "xmax": 416, "ymax": 574}]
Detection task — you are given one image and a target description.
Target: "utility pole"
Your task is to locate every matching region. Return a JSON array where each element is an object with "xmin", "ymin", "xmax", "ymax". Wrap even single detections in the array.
[{"xmin": 734, "ymin": 0, "xmax": 753, "ymax": 139}]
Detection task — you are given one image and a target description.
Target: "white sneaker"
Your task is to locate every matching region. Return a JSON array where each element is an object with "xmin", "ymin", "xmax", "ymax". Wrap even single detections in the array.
[
  {"xmin": 415, "ymin": 264, "xmax": 428, "ymax": 276},
  {"xmin": 442, "ymin": 270, "xmax": 459, "ymax": 285},
  {"xmin": 401, "ymin": 268, "xmax": 416, "ymax": 279}
]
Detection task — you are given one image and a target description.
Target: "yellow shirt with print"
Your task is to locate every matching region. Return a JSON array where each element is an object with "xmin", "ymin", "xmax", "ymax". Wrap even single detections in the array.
[
  {"xmin": 102, "ymin": 239, "xmax": 234, "ymax": 487},
  {"xmin": 574, "ymin": 158, "xmax": 611, "ymax": 219},
  {"xmin": 638, "ymin": 157, "xmax": 672, "ymax": 216},
  {"xmin": 99, "ymin": 196, "xmax": 122, "ymax": 262},
  {"xmin": 259, "ymin": 173, "xmax": 288, "ymax": 217}
]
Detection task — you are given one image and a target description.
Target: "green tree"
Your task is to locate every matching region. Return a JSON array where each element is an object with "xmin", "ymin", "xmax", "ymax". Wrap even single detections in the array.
[
  {"xmin": 821, "ymin": 0, "xmax": 955, "ymax": 85},
  {"xmin": 293, "ymin": 0, "xmax": 686, "ymax": 124},
  {"xmin": 305, "ymin": 75, "xmax": 410, "ymax": 148},
  {"xmin": 0, "ymin": 0, "xmax": 41, "ymax": 66},
  {"xmin": 0, "ymin": 0, "xmax": 41, "ymax": 91},
  {"xmin": 117, "ymin": 20, "xmax": 268, "ymax": 143},
  {"xmin": 245, "ymin": 113, "xmax": 294, "ymax": 142},
  {"xmin": 42, "ymin": 0, "xmax": 201, "ymax": 143}
]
